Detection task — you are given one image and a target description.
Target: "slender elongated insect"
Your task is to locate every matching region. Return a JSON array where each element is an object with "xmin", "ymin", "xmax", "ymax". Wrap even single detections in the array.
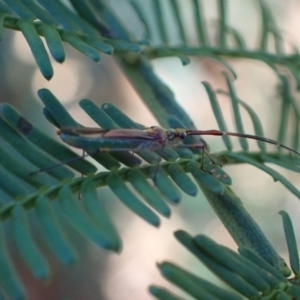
[{"xmin": 57, "ymin": 126, "xmax": 300, "ymax": 166}]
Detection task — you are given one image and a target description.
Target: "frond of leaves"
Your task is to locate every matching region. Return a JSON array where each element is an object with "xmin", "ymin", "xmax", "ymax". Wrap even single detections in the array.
[
  {"xmin": 0, "ymin": 0, "xmax": 143, "ymax": 79},
  {"xmin": 127, "ymin": 0, "xmax": 300, "ymax": 85},
  {"xmin": 1, "ymin": 1, "xmax": 300, "ymax": 299},
  {"xmin": 150, "ymin": 212, "xmax": 300, "ymax": 300},
  {"xmin": 0, "ymin": 78, "xmax": 299, "ymax": 298},
  {"xmin": 2, "ymin": 1, "xmax": 298, "ymax": 98}
]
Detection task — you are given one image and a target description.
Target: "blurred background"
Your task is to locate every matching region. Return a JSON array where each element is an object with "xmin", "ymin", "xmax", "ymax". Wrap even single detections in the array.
[{"xmin": 1, "ymin": 0, "xmax": 300, "ymax": 299}]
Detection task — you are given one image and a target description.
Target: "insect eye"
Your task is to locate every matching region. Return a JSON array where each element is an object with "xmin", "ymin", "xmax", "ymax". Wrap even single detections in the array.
[{"xmin": 168, "ymin": 133, "xmax": 175, "ymax": 140}]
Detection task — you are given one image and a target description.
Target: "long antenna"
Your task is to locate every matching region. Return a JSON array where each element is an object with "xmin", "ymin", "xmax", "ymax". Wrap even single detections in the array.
[{"xmin": 186, "ymin": 130, "xmax": 300, "ymax": 156}]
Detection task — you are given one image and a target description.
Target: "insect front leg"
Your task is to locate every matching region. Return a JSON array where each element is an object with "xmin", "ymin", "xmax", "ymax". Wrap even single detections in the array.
[{"xmin": 174, "ymin": 142, "xmax": 222, "ymax": 173}]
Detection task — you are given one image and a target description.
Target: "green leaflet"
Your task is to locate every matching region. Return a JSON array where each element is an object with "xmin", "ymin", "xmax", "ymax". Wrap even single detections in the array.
[
  {"xmin": 223, "ymin": 72, "xmax": 248, "ymax": 150},
  {"xmin": 167, "ymin": 163, "xmax": 198, "ymax": 196},
  {"xmin": 39, "ymin": 24, "xmax": 65, "ymax": 62},
  {"xmin": 18, "ymin": 20, "xmax": 53, "ymax": 79},
  {"xmin": 127, "ymin": 169, "xmax": 171, "ymax": 218},
  {"xmin": 174, "ymin": 231, "xmax": 260, "ymax": 299},
  {"xmin": 0, "ymin": 224, "xmax": 24, "ymax": 300},
  {"xmin": 80, "ymin": 179, "xmax": 121, "ymax": 252},
  {"xmin": 58, "ymin": 185, "xmax": 117, "ymax": 250},
  {"xmin": 158, "ymin": 261, "xmax": 243, "ymax": 300},
  {"xmin": 35, "ymin": 194, "xmax": 77, "ymax": 264},
  {"xmin": 149, "ymin": 285, "xmax": 185, "ymax": 300},
  {"xmin": 61, "ymin": 32, "xmax": 100, "ymax": 62},
  {"xmin": 202, "ymin": 82, "xmax": 232, "ymax": 150},
  {"xmin": 11, "ymin": 203, "xmax": 50, "ymax": 279},
  {"xmin": 280, "ymin": 211, "xmax": 300, "ymax": 276},
  {"xmin": 106, "ymin": 172, "xmax": 161, "ymax": 226}
]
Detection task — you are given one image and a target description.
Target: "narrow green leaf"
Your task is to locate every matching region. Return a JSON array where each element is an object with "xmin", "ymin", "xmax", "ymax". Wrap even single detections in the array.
[
  {"xmin": 21, "ymin": 0, "xmax": 57, "ymax": 25},
  {"xmin": 38, "ymin": 89, "xmax": 78, "ymax": 127},
  {"xmin": 167, "ymin": 163, "xmax": 198, "ymax": 196},
  {"xmin": 109, "ymin": 152, "xmax": 142, "ymax": 168},
  {"xmin": 107, "ymin": 40, "xmax": 141, "ymax": 52},
  {"xmin": 35, "ymin": 194, "xmax": 77, "ymax": 264},
  {"xmin": 158, "ymin": 261, "xmax": 244, "ymax": 300},
  {"xmin": 0, "ymin": 166, "xmax": 29, "ymax": 197},
  {"xmin": 36, "ymin": 0, "xmax": 97, "ymax": 34},
  {"xmin": 194, "ymin": 235, "xmax": 270, "ymax": 293},
  {"xmin": 62, "ymin": 33, "xmax": 100, "ymax": 62},
  {"xmin": 237, "ymin": 99, "xmax": 266, "ymax": 151},
  {"xmin": 0, "ymin": 2, "xmax": 11, "ymax": 14},
  {"xmin": 68, "ymin": 0, "xmax": 109, "ymax": 34},
  {"xmin": 0, "ymin": 189, "xmax": 13, "ymax": 204},
  {"xmin": 287, "ymin": 285, "xmax": 300, "ymax": 300},
  {"xmin": 174, "ymin": 231, "xmax": 260, "ymax": 299},
  {"xmin": 151, "ymin": 166, "xmax": 181, "ymax": 203},
  {"xmin": 42, "ymin": 107, "xmax": 61, "ymax": 128},
  {"xmin": 11, "ymin": 204, "xmax": 49, "ymax": 279},
  {"xmin": 223, "ymin": 72, "xmax": 248, "ymax": 150},
  {"xmin": 226, "ymin": 152, "xmax": 300, "ymax": 198},
  {"xmin": 128, "ymin": 169, "xmax": 171, "ymax": 218},
  {"xmin": 39, "ymin": 24, "xmax": 65, "ymax": 62},
  {"xmin": 80, "ymin": 179, "xmax": 121, "ymax": 252},
  {"xmin": 169, "ymin": 0, "xmax": 186, "ymax": 44},
  {"xmin": 129, "ymin": 0, "xmax": 150, "ymax": 39},
  {"xmin": 257, "ymin": 0, "xmax": 283, "ymax": 53},
  {"xmin": 149, "ymin": 285, "xmax": 185, "ymax": 300},
  {"xmin": 279, "ymin": 211, "xmax": 300, "ymax": 276},
  {"xmin": 84, "ymin": 0, "xmax": 130, "ymax": 38},
  {"xmin": 0, "ymin": 225, "xmax": 25, "ymax": 300},
  {"xmin": 84, "ymin": 38, "xmax": 113, "ymax": 54},
  {"xmin": 17, "ymin": 20, "xmax": 53, "ymax": 80},
  {"xmin": 275, "ymin": 291, "xmax": 293, "ymax": 300},
  {"xmin": 192, "ymin": 0, "xmax": 208, "ymax": 45},
  {"xmin": 3, "ymin": 0, "xmax": 35, "ymax": 19},
  {"xmin": 277, "ymin": 75, "xmax": 291, "ymax": 146},
  {"xmin": 218, "ymin": 244, "xmax": 281, "ymax": 287},
  {"xmin": 58, "ymin": 185, "xmax": 116, "ymax": 250},
  {"xmin": 202, "ymin": 82, "xmax": 232, "ymax": 150},
  {"xmin": 187, "ymin": 161, "xmax": 225, "ymax": 195},
  {"xmin": 106, "ymin": 173, "xmax": 160, "ymax": 226},
  {"xmin": 217, "ymin": 0, "xmax": 226, "ymax": 47},
  {"xmin": 286, "ymin": 61, "xmax": 300, "ymax": 90},
  {"xmin": 260, "ymin": 154, "xmax": 300, "ymax": 173},
  {"xmin": 258, "ymin": 0, "xmax": 269, "ymax": 50},
  {"xmin": 157, "ymin": 147, "xmax": 178, "ymax": 162},
  {"xmin": 226, "ymin": 26, "xmax": 246, "ymax": 49},
  {"xmin": 80, "ymin": 100, "xmax": 125, "ymax": 129},
  {"xmin": 158, "ymin": 262, "xmax": 220, "ymax": 300},
  {"xmin": 238, "ymin": 247, "xmax": 286, "ymax": 282},
  {"xmin": 153, "ymin": 0, "xmax": 168, "ymax": 44},
  {"xmin": 0, "ymin": 15, "xmax": 4, "ymax": 42},
  {"xmin": 293, "ymin": 121, "xmax": 299, "ymax": 151},
  {"xmin": 87, "ymin": 152, "xmax": 121, "ymax": 171}
]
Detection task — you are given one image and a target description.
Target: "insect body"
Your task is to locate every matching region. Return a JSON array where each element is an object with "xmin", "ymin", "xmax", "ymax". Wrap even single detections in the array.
[{"xmin": 57, "ymin": 126, "xmax": 300, "ymax": 156}]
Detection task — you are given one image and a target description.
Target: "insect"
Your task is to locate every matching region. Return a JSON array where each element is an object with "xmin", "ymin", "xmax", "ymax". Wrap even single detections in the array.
[{"xmin": 57, "ymin": 126, "xmax": 300, "ymax": 171}]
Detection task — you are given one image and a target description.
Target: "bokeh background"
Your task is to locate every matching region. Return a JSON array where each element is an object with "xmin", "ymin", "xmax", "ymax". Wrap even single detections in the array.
[{"xmin": 1, "ymin": 0, "xmax": 300, "ymax": 299}]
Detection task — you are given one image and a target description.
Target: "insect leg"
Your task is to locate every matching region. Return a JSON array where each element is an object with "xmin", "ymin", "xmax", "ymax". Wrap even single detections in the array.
[{"xmin": 174, "ymin": 142, "xmax": 221, "ymax": 173}]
